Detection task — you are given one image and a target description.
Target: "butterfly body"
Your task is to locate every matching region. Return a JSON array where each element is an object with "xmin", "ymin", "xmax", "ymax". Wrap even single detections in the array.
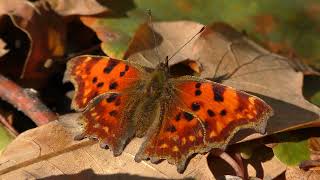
[{"xmin": 64, "ymin": 55, "xmax": 273, "ymax": 173}]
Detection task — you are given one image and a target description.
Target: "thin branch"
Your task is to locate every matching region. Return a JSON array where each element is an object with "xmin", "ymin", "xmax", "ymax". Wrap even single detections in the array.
[
  {"xmin": 0, "ymin": 74, "xmax": 57, "ymax": 126},
  {"xmin": 212, "ymin": 149, "xmax": 245, "ymax": 179}
]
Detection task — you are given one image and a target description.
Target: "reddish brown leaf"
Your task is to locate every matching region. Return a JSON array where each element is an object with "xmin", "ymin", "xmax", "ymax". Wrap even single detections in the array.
[{"xmin": 8, "ymin": 1, "xmax": 66, "ymax": 86}]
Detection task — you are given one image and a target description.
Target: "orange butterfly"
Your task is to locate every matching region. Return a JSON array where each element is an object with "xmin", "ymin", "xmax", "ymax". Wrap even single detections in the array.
[{"xmin": 64, "ymin": 27, "xmax": 273, "ymax": 173}]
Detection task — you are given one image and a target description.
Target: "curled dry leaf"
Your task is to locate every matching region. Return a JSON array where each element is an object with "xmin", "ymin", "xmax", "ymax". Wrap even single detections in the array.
[
  {"xmin": 126, "ymin": 21, "xmax": 320, "ymax": 142},
  {"xmin": 46, "ymin": 0, "xmax": 108, "ymax": 16},
  {"xmin": 0, "ymin": 113, "xmax": 284, "ymax": 179},
  {"xmin": 8, "ymin": 1, "xmax": 66, "ymax": 85}
]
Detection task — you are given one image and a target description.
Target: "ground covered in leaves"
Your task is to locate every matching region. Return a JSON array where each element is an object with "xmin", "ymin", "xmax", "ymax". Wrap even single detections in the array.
[{"xmin": 0, "ymin": 0, "xmax": 320, "ymax": 179}]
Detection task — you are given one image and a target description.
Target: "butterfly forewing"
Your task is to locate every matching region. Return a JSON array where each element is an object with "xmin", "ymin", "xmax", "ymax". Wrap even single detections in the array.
[{"xmin": 64, "ymin": 55, "xmax": 145, "ymax": 110}]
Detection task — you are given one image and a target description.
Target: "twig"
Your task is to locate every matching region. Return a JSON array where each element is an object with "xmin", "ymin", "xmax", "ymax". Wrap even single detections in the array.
[
  {"xmin": 0, "ymin": 74, "xmax": 57, "ymax": 126},
  {"xmin": 233, "ymin": 152, "xmax": 246, "ymax": 179},
  {"xmin": 212, "ymin": 149, "xmax": 245, "ymax": 179},
  {"xmin": 0, "ymin": 113, "xmax": 18, "ymax": 136}
]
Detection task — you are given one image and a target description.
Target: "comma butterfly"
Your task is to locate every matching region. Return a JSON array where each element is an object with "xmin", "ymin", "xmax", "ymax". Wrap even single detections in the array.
[{"xmin": 64, "ymin": 26, "xmax": 273, "ymax": 173}]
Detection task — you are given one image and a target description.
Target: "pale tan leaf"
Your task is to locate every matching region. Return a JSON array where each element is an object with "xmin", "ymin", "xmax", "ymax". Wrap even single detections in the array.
[{"xmin": 46, "ymin": 0, "xmax": 108, "ymax": 16}]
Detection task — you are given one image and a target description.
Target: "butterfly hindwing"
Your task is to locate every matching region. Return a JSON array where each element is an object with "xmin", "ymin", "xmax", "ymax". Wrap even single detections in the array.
[
  {"xmin": 79, "ymin": 93, "xmax": 143, "ymax": 155},
  {"xmin": 136, "ymin": 76, "xmax": 273, "ymax": 172}
]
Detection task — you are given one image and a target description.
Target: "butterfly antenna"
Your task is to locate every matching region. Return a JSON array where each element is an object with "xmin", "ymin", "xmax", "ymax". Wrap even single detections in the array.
[
  {"xmin": 147, "ymin": 9, "xmax": 162, "ymax": 63},
  {"xmin": 168, "ymin": 26, "xmax": 205, "ymax": 62}
]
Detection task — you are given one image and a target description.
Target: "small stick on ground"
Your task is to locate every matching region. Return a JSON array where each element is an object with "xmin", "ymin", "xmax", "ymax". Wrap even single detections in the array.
[
  {"xmin": 212, "ymin": 149, "xmax": 245, "ymax": 179},
  {"xmin": 0, "ymin": 74, "xmax": 57, "ymax": 126}
]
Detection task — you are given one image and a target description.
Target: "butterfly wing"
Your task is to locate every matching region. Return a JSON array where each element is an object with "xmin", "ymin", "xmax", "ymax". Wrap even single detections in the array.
[
  {"xmin": 64, "ymin": 55, "xmax": 147, "ymax": 155},
  {"xmin": 64, "ymin": 55, "xmax": 146, "ymax": 110},
  {"xmin": 135, "ymin": 76, "xmax": 273, "ymax": 172}
]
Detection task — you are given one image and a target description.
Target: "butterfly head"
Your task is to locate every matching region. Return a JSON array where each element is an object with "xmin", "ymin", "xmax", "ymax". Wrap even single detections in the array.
[{"xmin": 156, "ymin": 55, "xmax": 170, "ymax": 74}]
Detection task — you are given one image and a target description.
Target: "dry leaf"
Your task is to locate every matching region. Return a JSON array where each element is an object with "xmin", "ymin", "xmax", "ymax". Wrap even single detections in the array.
[
  {"xmin": 46, "ymin": 0, "xmax": 108, "ymax": 16},
  {"xmin": 0, "ymin": 0, "xmax": 25, "ymax": 15},
  {"xmin": 286, "ymin": 167, "xmax": 320, "ymax": 180},
  {"xmin": 0, "ymin": 113, "xmax": 285, "ymax": 179},
  {"xmin": 126, "ymin": 21, "xmax": 320, "ymax": 142},
  {"xmin": 8, "ymin": 1, "xmax": 66, "ymax": 85}
]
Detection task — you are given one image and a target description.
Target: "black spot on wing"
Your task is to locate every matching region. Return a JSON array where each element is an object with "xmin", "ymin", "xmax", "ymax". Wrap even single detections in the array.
[
  {"xmin": 109, "ymin": 82, "xmax": 118, "ymax": 90},
  {"xmin": 166, "ymin": 125, "xmax": 176, "ymax": 132},
  {"xmin": 106, "ymin": 94, "xmax": 118, "ymax": 103},
  {"xmin": 125, "ymin": 65, "xmax": 129, "ymax": 71},
  {"xmin": 109, "ymin": 110, "xmax": 118, "ymax": 116},
  {"xmin": 103, "ymin": 59, "xmax": 119, "ymax": 74},
  {"xmin": 207, "ymin": 109, "xmax": 215, "ymax": 117},
  {"xmin": 212, "ymin": 84, "xmax": 225, "ymax": 102},
  {"xmin": 92, "ymin": 77, "xmax": 97, "ymax": 83},
  {"xmin": 97, "ymin": 82, "xmax": 104, "ymax": 88},
  {"xmin": 183, "ymin": 112, "xmax": 194, "ymax": 121},
  {"xmin": 191, "ymin": 102, "xmax": 200, "ymax": 111},
  {"xmin": 195, "ymin": 82, "xmax": 201, "ymax": 88},
  {"xmin": 220, "ymin": 109, "xmax": 227, "ymax": 116},
  {"xmin": 195, "ymin": 89, "xmax": 202, "ymax": 96},
  {"xmin": 120, "ymin": 71, "xmax": 125, "ymax": 77}
]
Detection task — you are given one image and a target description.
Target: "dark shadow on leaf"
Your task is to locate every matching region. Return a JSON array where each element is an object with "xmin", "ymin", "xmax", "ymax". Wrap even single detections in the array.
[{"xmin": 40, "ymin": 169, "xmax": 194, "ymax": 180}]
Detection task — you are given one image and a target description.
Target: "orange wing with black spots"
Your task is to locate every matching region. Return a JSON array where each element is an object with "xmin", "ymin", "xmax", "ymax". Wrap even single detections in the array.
[
  {"xmin": 64, "ymin": 55, "xmax": 145, "ymax": 155},
  {"xmin": 64, "ymin": 55, "xmax": 144, "ymax": 110},
  {"xmin": 78, "ymin": 93, "xmax": 139, "ymax": 155},
  {"xmin": 135, "ymin": 77, "xmax": 273, "ymax": 172}
]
